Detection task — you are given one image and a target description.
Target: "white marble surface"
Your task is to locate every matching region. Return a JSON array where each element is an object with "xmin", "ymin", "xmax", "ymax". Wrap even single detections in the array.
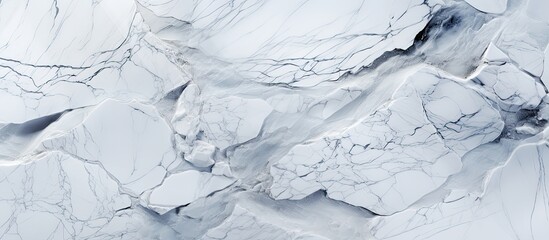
[
  {"xmin": 0, "ymin": 0, "xmax": 548, "ymax": 239},
  {"xmin": 270, "ymin": 67, "xmax": 503, "ymax": 215},
  {"xmin": 40, "ymin": 99, "xmax": 181, "ymax": 196}
]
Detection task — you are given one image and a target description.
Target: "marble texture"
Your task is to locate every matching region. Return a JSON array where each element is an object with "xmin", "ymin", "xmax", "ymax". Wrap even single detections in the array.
[
  {"xmin": 0, "ymin": 0, "xmax": 548, "ymax": 239},
  {"xmin": 270, "ymin": 68, "xmax": 503, "ymax": 215}
]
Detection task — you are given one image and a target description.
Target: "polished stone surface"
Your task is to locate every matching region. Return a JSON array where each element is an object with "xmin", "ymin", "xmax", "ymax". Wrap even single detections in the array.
[{"xmin": 0, "ymin": 0, "xmax": 548, "ymax": 239}]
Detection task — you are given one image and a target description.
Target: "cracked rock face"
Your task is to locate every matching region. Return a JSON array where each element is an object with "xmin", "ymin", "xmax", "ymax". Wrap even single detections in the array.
[
  {"xmin": 270, "ymin": 68, "xmax": 503, "ymax": 215},
  {"xmin": 1, "ymin": 0, "xmax": 549, "ymax": 239},
  {"xmin": 40, "ymin": 99, "xmax": 181, "ymax": 196}
]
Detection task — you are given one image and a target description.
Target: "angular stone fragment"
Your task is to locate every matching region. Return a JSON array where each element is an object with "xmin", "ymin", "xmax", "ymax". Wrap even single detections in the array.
[
  {"xmin": 0, "ymin": 152, "xmax": 131, "ymax": 239},
  {"xmin": 138, "ymin": 0, "xmax": 441, "ymax": 87},
  {"xmin": 41, "ymin": 99, "xmax": 181, "ymax": 196},
  {"xmin": 143, "ymin": 170, "xmax": 235, "ymax": 214},
  {"xmin": 270, "ymin": 68, "xmax": 503, "ymax": 215},
  {"xmin": 368, "ymin": 127, "xmax": 549, "ymax": 240},
  {"xmin": 0, "ymin": 0, "xmax": 188, "ymax": 124},
  {"xmin": 474, "ymin": 64, "xmax": 545, "ymax": 111},
  {"xmin": 186, "ymin": 140, "xmax": 216, "ymax": 168},
  {"xmin": 201, "ymin": 96, "xmax": 273, "ymax": 150}
]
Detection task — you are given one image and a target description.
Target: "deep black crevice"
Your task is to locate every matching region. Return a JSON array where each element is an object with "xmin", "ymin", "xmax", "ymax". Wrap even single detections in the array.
[
  {"xmin": 413, "ymin": 8, "xmax": 463, "ymax": 45},
  {"xmin": 516, "ymin": 109, "xmax": 539, "ymax": 122},
  {"xmin": 17, "ymin": 112, "xmax": 65, "ymax": 135},
  {"xmin": 164, "ymin": 83, "xmax": 188, "ymax": 101},
  {"xmin": 4, "ymin": 111, "xmax": 68, "ymax": 136},
  {"xmin": 357, "ymin": 6, "xmax": 469, "ymax": 73}
]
